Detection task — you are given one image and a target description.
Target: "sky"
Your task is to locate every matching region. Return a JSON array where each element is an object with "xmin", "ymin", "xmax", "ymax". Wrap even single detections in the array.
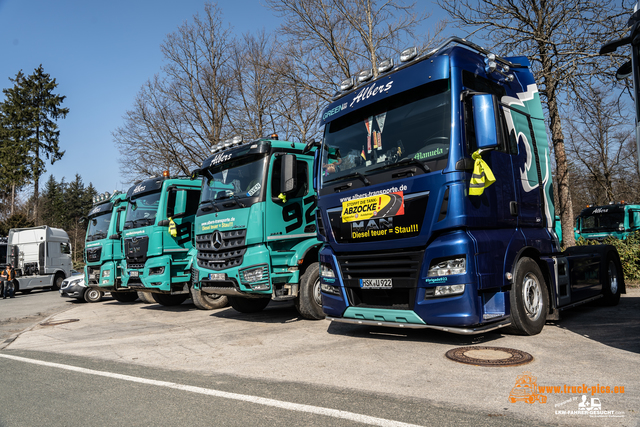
[{"xmin": 0, "ymin": 0, "xmax": 446, "ymax": 197}]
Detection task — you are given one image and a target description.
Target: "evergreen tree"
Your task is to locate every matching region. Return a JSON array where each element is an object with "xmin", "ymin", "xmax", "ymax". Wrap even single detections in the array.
[
  {"xmin": 1, "ymin": 65, "xmax": 69, "ymax": 222},
  {"xmin": 0, "ymin": 213, "xmax": 35, "ymax": 236},
  {"xmin": 0, "ymin": 76, "xmax": 32, "ymax": 216},
  {"xmin": 40, "ymin": 175, "xmax": 65, "ymax": 228}
]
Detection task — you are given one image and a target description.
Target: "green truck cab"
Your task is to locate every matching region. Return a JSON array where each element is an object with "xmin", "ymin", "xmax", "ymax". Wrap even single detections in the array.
[
  {"xmin": 575, "ymin": 203, "xmax": 640, "ymax": 241},
  {"xmin": 119, "ymin": 173, "xmax": 210, "ymax": 306},
  {"xmin": 190, "ymin": 136, "xmax": 323, "ymax": 319},
  {"xmin": 85, "ymin": 192, "xmax": 136, "ymax": 302}
]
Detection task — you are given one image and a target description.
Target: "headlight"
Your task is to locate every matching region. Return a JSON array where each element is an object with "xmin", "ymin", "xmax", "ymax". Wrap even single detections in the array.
[
  {"xmin": 70, "ymin": 278, "xmax": 83, "ymax": 286},
  {"xmin": 149, "ymin": 267, "xmax": 165, "ymax": 275},
  {"xmin": 434, "ymin": 284, "xmax": 465, "ymax": 296},
  {"xmin": 242, "ymin": 267, "xmax": 264, "ymax": 283},
  {"xmin": 102, "ymin": 269, "xmax": 111, "ymax": 277},
  {"xmin": 320, "ymin": 263, "xmax": 335, "ymax": 278},
  {"xmin": 320, "ymin": 283, "xmax": 341, "ymax": 296},
  {"xmin": 427, "ymin": 257, "xmax": 466, "ymax": 277}
]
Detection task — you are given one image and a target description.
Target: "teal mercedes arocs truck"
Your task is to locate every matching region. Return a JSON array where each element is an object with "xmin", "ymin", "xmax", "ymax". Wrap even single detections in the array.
[
  {"xmin": 119, "ymin": 173, "xmax": 227, "ymax": 307},
  {"xmin": 85, "ymin": 192, "xmax": 136, "ymax": 302},
  {"xmin": 575, "ymin": 203, "xmax": 640, "ymax": 241},
  {"xmin": 190, "ymin": 136, "xmax": 323, "ymax": 319}
]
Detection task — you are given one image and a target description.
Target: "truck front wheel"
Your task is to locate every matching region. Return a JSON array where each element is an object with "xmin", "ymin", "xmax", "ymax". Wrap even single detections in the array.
[
  {"xmin": 295, "ymin": 263, "xmax": 325, "ymax": 320},
  {"xmin": 600, "ymin": 252, "xmax": 622, "ymax": 306},
  {"xmin": 509, "ymin": 257, "xmax": 548, "ymax": 336},
  {"xmin": 137, "ymin": 291, "xmax": 156, "ymax": 304},
  {"xmin": 191, "ymin": 287, "xmax": 228, "ymax": 310},
  {"xmin": 111, "ymin": 291, "xmax": 139, "ymax": 303},
  {"xmin": 152, "ymin": 293, "xmax": 189, "ymax": 306},
  {"xmin": 228, "ymin": 296, "xmax": 270, "ymax": 313},
  {"xmin": 51, "ymin": 273, "xmax": 64, "ymax": 291}
]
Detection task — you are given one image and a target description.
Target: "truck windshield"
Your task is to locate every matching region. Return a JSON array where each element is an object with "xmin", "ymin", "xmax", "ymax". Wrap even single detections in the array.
[
  {"xmin": 580, "ymin": 212, "xmax": 625, "ymax": 233},
  {"xmin": 321, "ymin": 79, "xmax": 450, "ymax": 188},
  {"xmin": 124, "ymin": 192, "xmax": 161, "ymax": 229},
  {"xmin": 201, "ymin": 155, "xmax": 267, "ymax": 206},
  {"xmin": 86, "ymin": 212, "xmax": 111, "ymax": 241}
]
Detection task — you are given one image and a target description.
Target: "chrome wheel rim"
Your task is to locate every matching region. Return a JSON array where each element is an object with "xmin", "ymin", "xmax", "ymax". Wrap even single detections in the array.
[
  {"xmin": 313, "ymin": 278, "xmax": 322, "ymax": 306},
  {"xmin": 523, "ymin": 273, "xmax": 543, "ymax": 320},
  {"xmin": 608, "ymin": 260, "xmax": 618, "ymax": 294}
]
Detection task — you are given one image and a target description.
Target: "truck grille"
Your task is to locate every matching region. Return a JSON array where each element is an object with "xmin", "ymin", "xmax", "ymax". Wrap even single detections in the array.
[
  {"xmin": 196, "ymin": 229, "xmax": 247, "ymax": 271},
  {"xmin": 336, "ymin": 249, "xmax": 424, "ymax": 310},
  {"xmin": 125, "ymin": 236, "xmax": 149, "ymax": 264},
  {"xmin": 86, "ymin": 247, "xmax": 102, "ymax": 263}
]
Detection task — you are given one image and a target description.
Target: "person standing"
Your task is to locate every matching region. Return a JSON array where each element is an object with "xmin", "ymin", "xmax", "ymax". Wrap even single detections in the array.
[{"xmin": 1, "ymin": 264, "xmax": 16, "ymax": 298}]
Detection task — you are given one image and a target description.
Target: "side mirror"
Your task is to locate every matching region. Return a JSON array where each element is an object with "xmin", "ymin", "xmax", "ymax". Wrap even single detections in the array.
[
  {"xmin": 190, "ymin": 168, "xmax": 201, "ymax": 180},
  {"xmin": 280, "ymin": 154, "xmax": 297, "ymax": 195},
  {"xmin": 472, "ymin": 94, "xmax": 501, "ymax": 150},
  {"xmin": 303, "ymin": 140, "xmax": 320, "ymax": 154},
  {"xmin": 157, "ymin": 219, "xmax": 170, "ymax": 226}
]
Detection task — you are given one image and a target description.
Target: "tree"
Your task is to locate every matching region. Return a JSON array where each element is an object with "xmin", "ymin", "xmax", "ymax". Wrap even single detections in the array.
[
  {"xmin": 266, "ymin": 0, "xmax": 442, "ymax": 102},
  {"xmin": 0, "ymin": 65, "xmax": 69, "ymax": 223},
  {"xmin": 0, "ymin": 77, "xmax": 34, "ymax": 217},
  {"xmin": 438, "ymin": 0, "xmax": 629, "ymax": 247},
  {"xmin": 565, "ymin": 86, "xmax": 635, "ymax": 208},
  {"xmin": 114, "ymin": 3, "xmax": 236, "ymax": 181},
  {"xmin": 0, "ymin": 213, "xmax": 34, "ymax": 236}
]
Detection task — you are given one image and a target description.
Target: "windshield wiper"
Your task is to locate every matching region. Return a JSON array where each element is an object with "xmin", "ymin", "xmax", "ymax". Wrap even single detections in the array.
[
  {"xmin": 217, "ymin": 193, "xmax": 246, "ymax": 208},
  {"xmin": 367, "ymin": 157, "xmax": 431, "ymax": 175},
  {"xmin": 325, "ymin": 171, "xmax": 371, "ymax": 186},
  {"xmin": 199, "ymin": 199, "xmax": 219, "ymax": 212}
]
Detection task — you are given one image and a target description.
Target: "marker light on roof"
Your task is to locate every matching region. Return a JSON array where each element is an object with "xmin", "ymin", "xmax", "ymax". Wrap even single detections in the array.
[
  {"xmin": 357, "ymin": 68, "xmax": 373, "ymax": 83},
  {"xmin": 340, "ymin": 77, "xmax": 355, "ymax": 91},
  {"xmin": 400, "ymin": 46, "xmax": 417, "ymax": 62},
  {"xmin": 378, "ymin": 58, "xmax": 394, "ymax": 73},
  {"xmin": 231, "ymin": 135, "xmax": 243, "ymax": 146}
]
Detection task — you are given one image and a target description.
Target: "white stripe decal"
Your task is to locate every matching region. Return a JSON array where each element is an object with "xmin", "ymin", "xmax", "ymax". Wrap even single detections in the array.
[{"xmin": 0, "ymin": 354, "xmax": 422, "ymax": 427}]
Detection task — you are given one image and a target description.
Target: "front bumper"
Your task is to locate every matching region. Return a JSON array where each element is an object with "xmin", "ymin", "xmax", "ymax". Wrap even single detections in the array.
[{"xmin": 60, "ymin": 284, "xmax": 85, "ymax": 300}]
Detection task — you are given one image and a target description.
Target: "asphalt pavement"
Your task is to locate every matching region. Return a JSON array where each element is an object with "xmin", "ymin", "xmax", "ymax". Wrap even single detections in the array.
[{"xmin": 1, "ymin": 288, "xmax": 639, "ymax": 426}]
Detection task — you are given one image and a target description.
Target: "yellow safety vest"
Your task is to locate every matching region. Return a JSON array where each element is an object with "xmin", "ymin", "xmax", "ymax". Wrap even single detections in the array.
[{"xmin": 469, "ymin": 150, "xmax": 496, "ymax": 196}]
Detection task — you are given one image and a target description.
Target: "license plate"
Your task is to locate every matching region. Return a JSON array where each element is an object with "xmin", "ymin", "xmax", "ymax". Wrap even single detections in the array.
[
  {"xmin": 208, "ymin": 273, "xmax": 226, "ymax": 281},
  {"xmin": 130, "ymin": 271, "xmax": 139, "ymax": 278},
  {"xmin": 359, "ymin": 278, "xmax": 392, "ymax": 289}
]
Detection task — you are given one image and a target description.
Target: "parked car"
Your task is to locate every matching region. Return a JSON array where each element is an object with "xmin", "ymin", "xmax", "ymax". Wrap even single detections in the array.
[{"xmin": 60, "ymin": 272, "xmax": 104, "ymax": 303}]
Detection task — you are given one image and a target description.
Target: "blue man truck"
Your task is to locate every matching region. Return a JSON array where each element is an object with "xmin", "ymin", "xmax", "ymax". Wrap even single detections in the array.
[
  {"xmin": 575, "ymin": 203, "xmax": 640, "ymax": 241},
  {"xmin": 118, "ymin": 173, "xmax": 227, "ymax": 307},
  {"xmin": 190, "ymin": 136, "xmax": 323, "ymax": 319},
  {"xmin": 316, "ymin": 37, "xmax": 624, "ymax": 335},
  {"xmin": 85, "ymin": 191, "xmax": 135, "ymax": 302}
]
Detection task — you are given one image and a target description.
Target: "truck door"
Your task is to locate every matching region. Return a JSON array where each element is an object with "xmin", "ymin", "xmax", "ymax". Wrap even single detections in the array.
[
  {"xmin": 265, "ymin": 155, "xmax": 316, "ymax": 242},
  {"xmin": 165, "ymin": 188, "xmax": 200, "ymax": 249}
]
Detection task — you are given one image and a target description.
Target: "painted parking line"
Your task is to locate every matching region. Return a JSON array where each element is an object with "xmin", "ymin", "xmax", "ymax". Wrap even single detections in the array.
[{"xmin": 0, "ymin": 353, "xmax": 423, "ymax": 427}]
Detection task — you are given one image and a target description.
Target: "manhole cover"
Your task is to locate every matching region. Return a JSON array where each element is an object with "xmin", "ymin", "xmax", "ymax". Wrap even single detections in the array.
[
  {"xmin": 445, "ymin": 346, "xmax": 533, "ymax": 367},
  {"xmin": 40, "ymin": 319, "xmax": 80, "ymax": 327}
]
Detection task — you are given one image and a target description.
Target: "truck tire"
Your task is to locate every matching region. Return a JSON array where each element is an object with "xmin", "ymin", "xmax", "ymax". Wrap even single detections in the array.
[
  {"xmin": 508, "ymin": 257, "xmax": 548, "ymax": 336},
  {"xmin": 191, "ymin": 287, "xmax": 228, "ymax": 310},
  {"xmin": 137, "ymin": 291, "xmax": 156, "ymax": 304},
  {"xmin": 111, "ymin": 291, "xmax": 139, "ymax": 303},
  {"xmin": 51, "ymin": 273, "xmax": 64, "ymax": 291},
  {"xmin": 600, "ymin": 252, "xmax": 622, "ymax": 306},
  {"xmin": 228, "ymin": 296, "xmax": 270, "ymax": 313},
  {"xmin": 295, "ymin": 263, "xmax": 325, "ymax": 320},
  {"xmin": 83, "ymin": 288, "xmax": 103, "ymax": 303},
  {"xmin": 152, "ymin": 293, "xmax": 189, "ymax": 306}
]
